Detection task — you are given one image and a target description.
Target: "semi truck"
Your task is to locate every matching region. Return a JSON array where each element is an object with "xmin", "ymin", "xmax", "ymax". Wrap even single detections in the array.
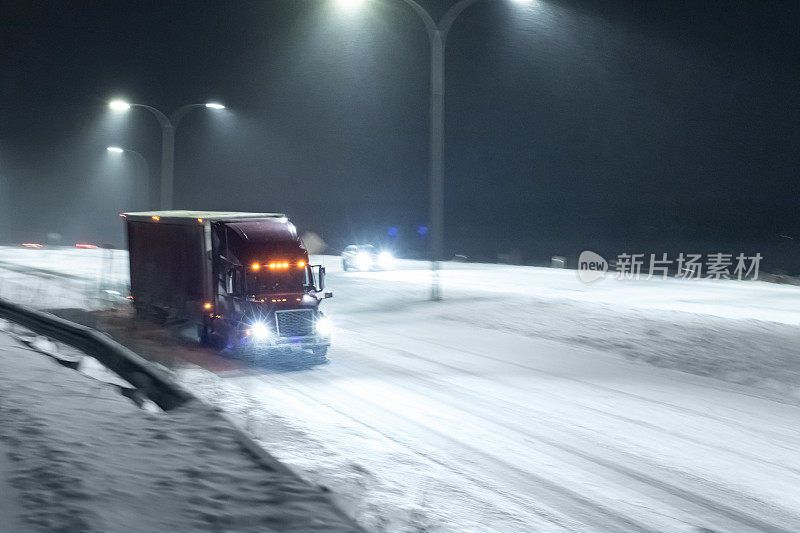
[{"xmin": 122, "ymin": 211, "xmax": 332, "ymax": 356}]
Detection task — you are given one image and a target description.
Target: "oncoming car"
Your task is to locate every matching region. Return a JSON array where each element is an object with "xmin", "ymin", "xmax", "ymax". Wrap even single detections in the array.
[{"xmin": 341, "ymin": 245, "xmax": 394, "ymax": 271}]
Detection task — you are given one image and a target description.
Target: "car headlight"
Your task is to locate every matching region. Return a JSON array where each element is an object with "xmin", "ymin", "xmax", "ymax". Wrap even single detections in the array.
[
  {"xmin": 316, "ymin": 316, "xmax": 333, "ymax": 336},
  {"xmin": 378, "ymin": 251, "xmax": 393, "ymax": 269},
  {"xmin": 251, "ymin": 322, "xmax": 271, "ymax": 340},
  {"xmin": 355, "ymin": 252, "xmax": 372, "ymax": 270}
]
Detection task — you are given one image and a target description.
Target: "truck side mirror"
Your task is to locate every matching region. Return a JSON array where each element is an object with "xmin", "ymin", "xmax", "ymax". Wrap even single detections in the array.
[{"xmin": 309, "ymin": 265, "xmax": 327, "ymax": 292}]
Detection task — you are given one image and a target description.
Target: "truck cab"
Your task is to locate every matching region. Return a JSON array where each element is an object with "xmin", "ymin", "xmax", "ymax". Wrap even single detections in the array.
[
  {"xmin": 123, "ymin": 211, "xmax": 332, "ymax": 357},
  {"xmin": 209, "ymin": 217, "xmax": 332, "ymax": 355}
]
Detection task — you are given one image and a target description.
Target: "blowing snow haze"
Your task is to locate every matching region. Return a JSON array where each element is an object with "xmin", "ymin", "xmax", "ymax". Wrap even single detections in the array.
[
  {"xmin": 1, "ymin": 1, "xmax": 799, "ymax": 270},
  {"xmin": 3, "ymin": 3, "xmax": 800, "ymax": 531}
]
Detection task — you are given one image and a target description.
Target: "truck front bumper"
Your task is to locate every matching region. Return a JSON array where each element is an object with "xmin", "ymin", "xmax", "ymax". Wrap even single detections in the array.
[{"xmin": 244, "ymin": 333, "xmax": 330, "ymax": 350}]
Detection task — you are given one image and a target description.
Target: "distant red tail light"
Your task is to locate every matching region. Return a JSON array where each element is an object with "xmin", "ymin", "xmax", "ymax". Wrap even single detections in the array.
[
  {"xmin": 75, "ymin": 243, "xmax": 98, "ymax": 249},
  {"xmin": 21, "ymin": 243, "xmax": 43, "ymax": 248}
]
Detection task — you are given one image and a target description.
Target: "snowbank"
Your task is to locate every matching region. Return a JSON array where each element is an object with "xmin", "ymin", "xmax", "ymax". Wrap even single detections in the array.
[{"xmin": 0, "ymin": 323, "xmax": 360, "ymax": 533}]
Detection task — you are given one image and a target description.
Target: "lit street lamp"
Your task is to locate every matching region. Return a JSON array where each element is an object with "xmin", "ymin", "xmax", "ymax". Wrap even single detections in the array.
[
  {"xmin": 342, "ymin": 0, "xmax": 532, "ymax": 300},
  {"xmin": 108, "ymin": 99, "xmax": 225, "ymax": 210},
  {"xmin": 106, "ymin": 146, "xmax": 150, "ymax": 210},
  {"xmin": 108, "ymin": 100, "xmax": 131, "ymax": 112}
]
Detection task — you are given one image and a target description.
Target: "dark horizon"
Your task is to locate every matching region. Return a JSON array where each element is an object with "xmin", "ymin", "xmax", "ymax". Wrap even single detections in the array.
[{"xmin": 2, "ymin": 1, "xmax": 799, "ymax": 271}]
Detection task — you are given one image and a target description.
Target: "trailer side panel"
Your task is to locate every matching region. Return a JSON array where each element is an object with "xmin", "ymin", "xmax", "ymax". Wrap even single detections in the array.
[{"xmin": 126, "ymin": 220, "xmax": 206, "ymax": 317}]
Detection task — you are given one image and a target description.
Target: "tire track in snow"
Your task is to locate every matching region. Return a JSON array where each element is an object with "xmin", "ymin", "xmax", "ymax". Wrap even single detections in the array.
[
  {"xmin": 342, "ymin": 319, "xmax": 800, "ymax": 446},
  {"xmin": 270, "ymin": 361, "xmax": 796, "ymax": 533},
  {"xmin": 262, "ymin": 372, "xmax": 658, "ymax": 533},
  {"xmin": 342, "ymin": 328, "xmax": 800, "ymax": 477},
  {"xmin": 326, "ymin": 347, "xmax": 798, "ymax": 533}
]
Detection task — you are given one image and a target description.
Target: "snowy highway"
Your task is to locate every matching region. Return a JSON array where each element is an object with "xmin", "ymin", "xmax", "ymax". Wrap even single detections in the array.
[{"xmin": 1, "ymin": 248, "xmax": 800, "ymax": 532}]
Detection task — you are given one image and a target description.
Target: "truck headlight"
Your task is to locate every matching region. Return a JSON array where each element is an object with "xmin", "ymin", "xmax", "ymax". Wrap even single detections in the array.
[
  {"xmin": 316, "ymin": 317, "xmax": 333, "ymax": 336},
  {"xmin": 251, "ymin": 322, "xmax": 271, "ymax": 340}
]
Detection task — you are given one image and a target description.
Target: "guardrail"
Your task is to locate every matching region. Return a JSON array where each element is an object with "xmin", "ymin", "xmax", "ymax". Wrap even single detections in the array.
[
  {"xmin": 0, "ymin": 296, "xmax": 365, "ymax": 530},
  {"xmin": 0, "ymin": 297, "xmax": 192, "ymax": 410}
]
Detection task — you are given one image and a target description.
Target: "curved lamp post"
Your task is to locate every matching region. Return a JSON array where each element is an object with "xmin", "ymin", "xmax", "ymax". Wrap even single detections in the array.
[
  {"xmin": 343, "ymin": 0, "xmax": 532, "ymax": 300},
  {"xmin": 109, "ymin": 100, "xmax": 225, "ymax": 210},
  {"xmin": 399, "ymin": 0, "xmax": 486, "ymax": 300},
  {"xmin": 107, "ymin": 146, "xmax": 151, "ymax": 210}
]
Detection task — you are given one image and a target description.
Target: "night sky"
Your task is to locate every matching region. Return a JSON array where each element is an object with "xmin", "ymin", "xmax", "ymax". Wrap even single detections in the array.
[{"xmin": 2, "ymin": 1, "xmax": 799, "ymax": 270}]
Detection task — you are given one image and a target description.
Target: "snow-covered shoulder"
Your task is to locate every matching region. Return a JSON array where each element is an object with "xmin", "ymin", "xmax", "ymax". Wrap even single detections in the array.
[{"xmin": 0, "ymin": 327, "xmax": 359, "ymax": 533}]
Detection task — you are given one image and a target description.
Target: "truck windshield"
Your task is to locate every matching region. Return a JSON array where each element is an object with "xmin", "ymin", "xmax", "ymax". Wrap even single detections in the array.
[{"xmin": 246, "ymin": 267, "xmax": 309, "ymax": 295}]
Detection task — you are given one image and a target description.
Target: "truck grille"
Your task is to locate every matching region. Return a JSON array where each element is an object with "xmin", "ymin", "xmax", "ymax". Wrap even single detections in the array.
[{"xmin": 275, "ymin": 310, "xmax": 314, "ymax": 337}]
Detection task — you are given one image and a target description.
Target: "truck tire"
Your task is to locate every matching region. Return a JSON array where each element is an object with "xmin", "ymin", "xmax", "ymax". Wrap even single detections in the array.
[
  {"xmin": 342, "ymin": 259, "xmax": 349, "ymax": 271},
  {"xmin": 223, "ymin": 332, "xmax": 247, "ymax": 357}
]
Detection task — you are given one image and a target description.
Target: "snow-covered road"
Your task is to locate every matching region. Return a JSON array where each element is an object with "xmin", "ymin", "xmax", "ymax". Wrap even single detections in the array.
[{"xmin": 1, "ymin": 247, "xmax": 799, "ymax": 532}]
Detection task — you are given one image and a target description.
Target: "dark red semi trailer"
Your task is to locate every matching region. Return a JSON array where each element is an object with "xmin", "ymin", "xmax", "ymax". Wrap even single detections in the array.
[{"xmin": 123, "ymin": 211, "xmax": 332, "ymax": 356}]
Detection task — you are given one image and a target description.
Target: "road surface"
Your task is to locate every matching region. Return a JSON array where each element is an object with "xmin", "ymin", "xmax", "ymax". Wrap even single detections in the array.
[{"xmin": 1, "ymin": 247, "xmax": 799, "ymax": 532}]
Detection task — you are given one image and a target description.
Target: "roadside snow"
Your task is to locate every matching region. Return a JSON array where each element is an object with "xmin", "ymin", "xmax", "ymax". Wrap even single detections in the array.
[
  {"xmin": 0, "ymin": 438, "xmax": 34, "ymax": 532},
  {"xmin": 0, "ymin": 325, "xmax": 359, "ymax": 533}
]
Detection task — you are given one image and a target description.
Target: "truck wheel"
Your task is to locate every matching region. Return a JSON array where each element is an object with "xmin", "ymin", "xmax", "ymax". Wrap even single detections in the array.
[
  {"xmin": 342, "ymin": 260, "xmax": 349, "ymax": 271},
  {"xmin": 312, "ymin": 346, "xmax": 328, "ymax": 358},
  {"xmin": 225, "ymin": 333, "xmax": 247, "ymax": 357}
]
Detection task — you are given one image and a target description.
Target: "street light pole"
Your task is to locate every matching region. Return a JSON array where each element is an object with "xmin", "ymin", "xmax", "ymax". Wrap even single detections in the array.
[
  {"xmin": 107, "ymin": 146, "xmax": 150, "ymax": 210},
  {"xmin": 109, "ymin": 100, "xmax": 225, "ymax": 210},
  {"xmin": 160, "ymin": 120, "xmax": 175, "ymax": 210},
  {"xmin": 129, "ymin": 104, "xmax": 173, "ymax": 210},
  {"xmin": 399, "ymin": 0, "xmax": 483, "ymax": 301}
]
